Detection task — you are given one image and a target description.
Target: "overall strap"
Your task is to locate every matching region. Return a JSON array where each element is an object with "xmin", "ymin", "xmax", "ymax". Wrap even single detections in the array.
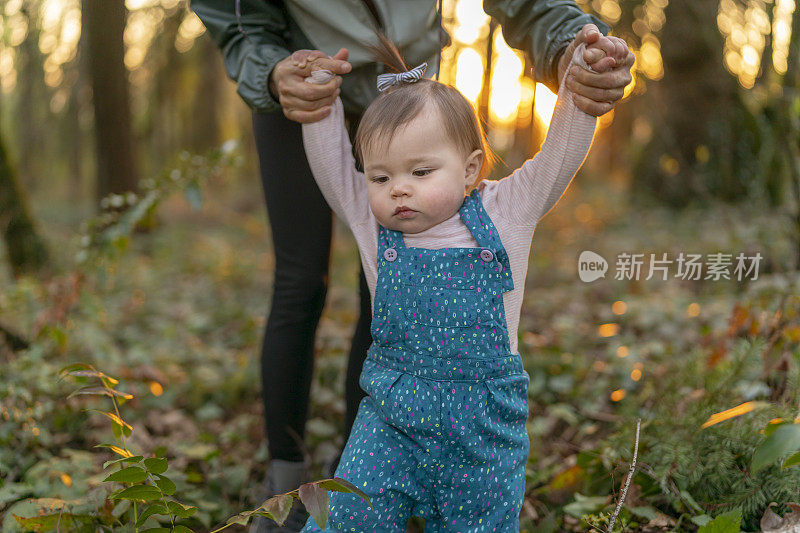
[
  {"xmin": 378, "ymin": 192, "xmax": 478, "ymax": 250},
  {"xmin": 381, "ymin": 191, "xmax": 495, "ymax": 252},
  {"xmin": 377, "ymin": 191, "xmax": 514, "ymax": 291},
  {"xmin": 459, "ymin": 190, "xmax": 515, "ymax": 292},
  {"xmin": 379, "ymin": 224, "xmax": 406, "ymax": 250},
  {"xmin": 459, "ymin": 189, "xmax": 504, "ymax": 252}
]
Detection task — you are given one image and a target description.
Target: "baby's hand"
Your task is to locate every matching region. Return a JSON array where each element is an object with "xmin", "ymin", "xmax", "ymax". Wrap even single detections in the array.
[
  {"xmin": 271, "ymin": 47, "xmax": 349, "ymax": 123},
  {"xmin": 292, "ymin": 50, "xmax": 338, "ymax": 85},
  {"xmin": 582, "ymin": 35, "xmax": 616, "ymax": 73},
  {"xmin": 559, "ymin": 24, "xmax": 633, "ymax": 116},
  {"xmin": 583, "ymin": 34, "xmax": 631, "ymax": 74}
]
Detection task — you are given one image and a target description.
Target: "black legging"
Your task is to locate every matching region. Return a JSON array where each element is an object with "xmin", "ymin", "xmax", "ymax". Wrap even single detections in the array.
[{"xmin": 252, "ymin": 109, "xmax": 371, "ymax": 464}]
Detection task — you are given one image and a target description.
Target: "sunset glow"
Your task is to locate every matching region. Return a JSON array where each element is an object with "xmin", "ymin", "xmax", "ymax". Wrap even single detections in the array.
[{"xmin": 454, "ymin": 47, "xmax": 483, "ymax": 103}]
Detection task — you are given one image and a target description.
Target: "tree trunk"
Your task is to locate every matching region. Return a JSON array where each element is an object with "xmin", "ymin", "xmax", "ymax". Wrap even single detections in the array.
[
  {"xmin": 18, "ymin": 5, "xmax": 44, "ymax": 190},
  {"xmin": 511, "ymin": 55, "xmax": 541, "ymax": 169},
  {"xmin": 779, "ymin": 7, "xmax": 800, "ymax": 267},
  {"xmin": 141, "ymin": 9, "xmax": 183, "ymax": 173},
  {"xmin": 755, "ymin": 1, "xmax": 775, "ymax": 86},
  {"xmin": 633, "ymin": 0, "xmax": 757, "ymax": 206},
  {"xmin": 190, "ymin": 35, "xmax": 223, "ymax": 153},
  {"xmin": 478, "ymin": 20, "xmax": 496, "ymax": 128},
  {"xmin": 0, "ymin": 131, "xmax": 47, "ymax": 275},
  {"xmin": 65, "ymin": 71, "xmax": 85, "ymax": 202},
  {"xmin": 82, "ymin": 0, "xmax": 139, "ymax": 205},
  {"xmin": 65, "ymin": 7, "xmax": 90, "ymax": 203}
]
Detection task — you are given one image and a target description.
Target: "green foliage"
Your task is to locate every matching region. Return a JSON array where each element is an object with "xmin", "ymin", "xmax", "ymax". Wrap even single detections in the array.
[
  {"xmin": 516, "ymin": 192, "xmax": 800, "ymax": 531},
  {"xmin": 77, "ymin": 145, "xmax": 241, "ymax": 273},
  {"xmin": 211, "ymin": 477, "xmax": 371, "ymax": 532},
  {"xmin": 13, "ymin": 364, "xmax": 198, "ymax": 532},
  {"xmin": 697, "ymin": 509, "xmax": 742, "ymax": 533},
  {"xmin": 0, "ymin": 142, "xmax": 375, "ymax": 532},
  {"xmin": 581, "ymin": 508, "xmax": 631, "ymax": 533},
  {"xmin": 586, "ymin": 314, "xmax": 800, "ymax": 531},
  {"xmin": 751, "ymin": 422, "xmax": 800, "ymax": 474}
]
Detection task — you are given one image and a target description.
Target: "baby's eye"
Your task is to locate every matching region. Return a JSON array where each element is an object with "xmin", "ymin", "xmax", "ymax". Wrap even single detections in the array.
[
  {"xmin": 370, "ymin": 176, "xmax": 388, "ymax": 183},
  {"xmin": 413, "ymin": 168, "xmax": 433, "ymax": 177}
]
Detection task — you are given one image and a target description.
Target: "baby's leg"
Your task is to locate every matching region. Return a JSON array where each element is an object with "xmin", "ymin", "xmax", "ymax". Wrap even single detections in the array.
[
  {"xmin": 423, "ymin": 373, "xmax": 530, "ymax": 532},
  {"xmin": 300, "ymin": 394, "xmax": 436, "ymax": 533}
]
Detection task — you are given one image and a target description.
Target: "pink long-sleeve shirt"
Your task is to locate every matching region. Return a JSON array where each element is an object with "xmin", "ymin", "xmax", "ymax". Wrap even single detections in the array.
[{"xmin": 301, "ymin": 45, "xmax": 597, "ymax": 354}]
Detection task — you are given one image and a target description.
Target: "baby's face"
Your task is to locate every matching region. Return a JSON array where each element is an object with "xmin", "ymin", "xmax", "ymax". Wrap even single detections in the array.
[{"xmin": 363, "ymin": 106, "xmax": 483, "ymax": 234}]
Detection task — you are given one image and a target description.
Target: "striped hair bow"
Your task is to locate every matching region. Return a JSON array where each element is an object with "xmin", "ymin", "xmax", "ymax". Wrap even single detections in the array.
[{"xmin": 376, "ymin": 62, "xmax": 428, "ymax": 92}]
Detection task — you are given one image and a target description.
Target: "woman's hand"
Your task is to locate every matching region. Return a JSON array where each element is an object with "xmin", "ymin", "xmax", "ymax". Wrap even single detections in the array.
[
  {"xmin": 270, "ymin": 47, "xmax": 351, "ymax": 123},
  {"xmin": 557, "ymin": 24, "xmax": 634, "ymax": 117}
]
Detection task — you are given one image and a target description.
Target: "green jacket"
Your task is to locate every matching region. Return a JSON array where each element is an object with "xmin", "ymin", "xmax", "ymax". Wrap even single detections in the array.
[{"xmin": 189, "ymin": 0, "xmax": 608, "ymax": 115}]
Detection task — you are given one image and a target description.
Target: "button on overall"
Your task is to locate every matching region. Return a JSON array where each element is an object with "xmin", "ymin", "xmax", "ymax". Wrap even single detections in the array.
[{"xmin": 302, "ymin": 190, "xmax": 530, "ymax": 533}]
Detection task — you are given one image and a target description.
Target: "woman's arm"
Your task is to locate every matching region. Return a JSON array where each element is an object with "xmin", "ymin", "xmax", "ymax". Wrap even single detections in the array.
[
  {"xmin": 301, "ymin": 96, "xmax": 370, "ymax": 230},
  {"xmin": 483, "ymin": 0, "xmax": 609, "ymax": 93},
  {"xmin": 190, "ymin": 0, "xmax": 290, "ymax": 113},
  {"xmin": 493, "ymin": 41, "xmax": 598, "ymax": 226}
]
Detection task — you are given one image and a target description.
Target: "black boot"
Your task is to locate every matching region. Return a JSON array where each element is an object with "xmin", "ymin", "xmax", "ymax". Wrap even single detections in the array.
[
  {"xmin": 324, "ymin": 449, "xmax": 343, "ymax": 480},
  {"xmin": 249, "ymin": 459, "xmax": 311, "ymax": 533}
]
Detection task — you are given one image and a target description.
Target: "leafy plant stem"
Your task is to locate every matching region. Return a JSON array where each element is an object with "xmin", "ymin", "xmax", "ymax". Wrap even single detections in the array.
[
  {"xmin": 147, "ymin": 469, "xmax": 176, "ymax": 528},
  {"xmin": 111, "ymin": 385, "xmax": 139, "ymax": 531}
]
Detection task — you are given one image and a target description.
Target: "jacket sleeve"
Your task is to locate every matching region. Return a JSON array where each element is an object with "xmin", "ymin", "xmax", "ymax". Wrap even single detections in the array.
[
  {"xmin": 482, "ymin": 0, "xmax": 609, "ymax": 92},
  {"xmin": 189, "ymin": 0, "xmax": 290, "ymax": 113}
]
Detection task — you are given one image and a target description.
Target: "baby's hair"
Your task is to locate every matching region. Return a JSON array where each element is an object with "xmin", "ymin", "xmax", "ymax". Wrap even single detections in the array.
[{"xmin": 354, "ymin": 32, "xmax": 496, "ymax": 188}]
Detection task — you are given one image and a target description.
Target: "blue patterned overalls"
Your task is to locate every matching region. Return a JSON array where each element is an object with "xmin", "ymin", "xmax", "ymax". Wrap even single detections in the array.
[{"xmin": 302, "ymin": 189, "xmax": 530, "ymax": 532}]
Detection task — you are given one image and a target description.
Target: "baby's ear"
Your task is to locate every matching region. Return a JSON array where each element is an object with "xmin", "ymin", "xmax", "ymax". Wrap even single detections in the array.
[{"xmin": 464, "ymin": 149, "xmax": 484, "ymax": 184}]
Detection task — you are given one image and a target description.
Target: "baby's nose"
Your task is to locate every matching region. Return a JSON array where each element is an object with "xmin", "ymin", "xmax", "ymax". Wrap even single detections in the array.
[{"xmin": 391, "ymin": 183, "xmax": 411, "ymax": 196}]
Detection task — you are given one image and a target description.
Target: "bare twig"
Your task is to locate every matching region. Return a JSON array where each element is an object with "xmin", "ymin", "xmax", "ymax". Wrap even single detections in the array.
[
  {"xmin": 56, "ymin": 505, "xmax": 64, "ymax": 533},
  {"xmin": 607, "ymin": 418, "xmax": 641, "ymax": 532}
]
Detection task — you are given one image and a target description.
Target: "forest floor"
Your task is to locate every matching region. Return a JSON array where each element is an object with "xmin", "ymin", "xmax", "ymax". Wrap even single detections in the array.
[{"xmin": 1, "ymin": 170, "xmax": 799, "ymax": 532}]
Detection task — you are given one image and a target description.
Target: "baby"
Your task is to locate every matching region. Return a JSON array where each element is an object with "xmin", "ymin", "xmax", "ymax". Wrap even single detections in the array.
[{"xmin": 297, "ymin": 32, "xmax": 614, "ymax": 532}]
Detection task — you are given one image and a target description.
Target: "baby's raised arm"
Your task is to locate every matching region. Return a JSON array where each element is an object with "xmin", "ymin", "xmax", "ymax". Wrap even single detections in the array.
[
  {"xmin": 301, "ymin": 77, "xmax": 371, "ymax": 230},
  {"xmin": 492, "ymin": 40, "xmax": 604, "ymax": 226}
]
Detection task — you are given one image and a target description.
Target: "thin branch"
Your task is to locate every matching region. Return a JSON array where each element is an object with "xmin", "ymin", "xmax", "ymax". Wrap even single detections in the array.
[
  {"xmin": 607, "ymin": 418, "xmax": 641, "ymax": 532},
  {"xmin": 56, "ymin": 505, "xmax": 64, "ymax": 533}
]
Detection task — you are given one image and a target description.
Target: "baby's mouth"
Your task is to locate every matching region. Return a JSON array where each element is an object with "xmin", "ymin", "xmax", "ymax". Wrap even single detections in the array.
[{"xmin": 394, "ymin": 206, "xmax": 417, "ymax": 218}]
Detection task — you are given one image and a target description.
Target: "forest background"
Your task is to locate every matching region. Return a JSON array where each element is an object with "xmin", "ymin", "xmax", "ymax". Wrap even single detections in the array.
[{"xmin": 1, "ymin": 0, "xmax": 800, "ymax": 531}]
